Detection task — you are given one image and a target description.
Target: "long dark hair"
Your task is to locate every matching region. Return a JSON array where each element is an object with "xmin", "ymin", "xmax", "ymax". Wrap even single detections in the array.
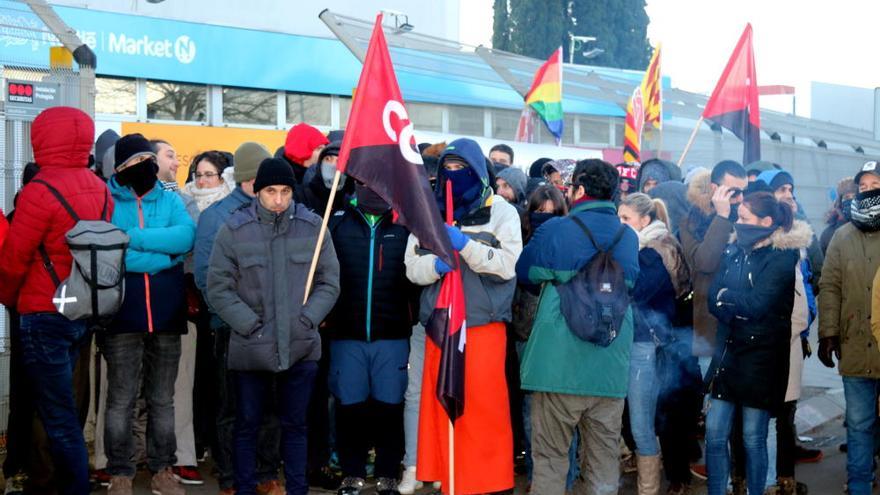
[
  {"xmin": 742, "ymin": 191, "xmax": 794, "ymax": 231},
  {"xmin": 522, "ymin": 185, "xmax": 568, "ymax": 242},
  {"xmin": 187, "ymin": 150, "xmax": 230, "ymax": 184}
]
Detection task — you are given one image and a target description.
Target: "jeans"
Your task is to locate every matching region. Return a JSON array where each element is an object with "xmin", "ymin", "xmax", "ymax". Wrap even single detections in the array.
[
  {"xmin": 842, "ymin": 376, "xmax": 880, "ymax": 495},
  {"xmin": 103, "ymin": 332, "xmax": 181, "ymax": 476},
  {"xmin": 234, "ymin": 361, "xmax": 318, "ymax": 495},
  {"xmin": 18, "ymin": 313, "xmax": 90, "ymax": 495},
  {"xmin": 627, "ymin": 342, "xmax": 660, "ymax": 456},
  {"xmin": 403, "ymin": 325, "xmax": 425, "ymax": 468},
  {"xmin": 705, "ymin": 398, "xmax": 770, "ymax": 495},
  {"xmin": 213, "ymin": 325, "xmax": 280, "ymax": 490}
]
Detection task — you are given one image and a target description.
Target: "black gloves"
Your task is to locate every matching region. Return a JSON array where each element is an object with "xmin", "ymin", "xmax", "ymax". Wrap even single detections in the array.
[{"xmin": 818, "ymin": 336, "xmax": 840, "ymax": 369}]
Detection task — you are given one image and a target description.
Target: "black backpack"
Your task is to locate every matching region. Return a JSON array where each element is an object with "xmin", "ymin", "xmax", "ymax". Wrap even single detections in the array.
[{"xmin": 555, "ymin": 217, "xmax": 630, "ymax": 347}]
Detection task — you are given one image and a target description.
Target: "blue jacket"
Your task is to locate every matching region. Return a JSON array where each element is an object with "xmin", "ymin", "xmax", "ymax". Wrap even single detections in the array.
[
  {"xmin": 108, "ymin": 178, "xmax": 196, "ymax": 333},
  {"xmin": 194, "ymin": 187, "xmax": 252, "ymax": 294},
  {"xmin": 516, "ymin": 200, "xmax": 640, "ymax": 397}
]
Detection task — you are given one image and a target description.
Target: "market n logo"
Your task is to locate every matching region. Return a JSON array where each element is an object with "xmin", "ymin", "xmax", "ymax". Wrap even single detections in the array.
[{"xmin": 174, "ymin": 35, "xmax": 196, "ymax": 64}]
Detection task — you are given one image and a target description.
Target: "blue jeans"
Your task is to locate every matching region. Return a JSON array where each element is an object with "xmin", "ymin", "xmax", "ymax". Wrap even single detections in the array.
[
  {"xmin": 18, "ymin": 313, "xmax": 90, "ymax": 495},
  {"xmin": 234, "ymin": 361, "xmax": 318, "ymax": 495},
  {"xmin": 705, "ymin": 398, "xmax": 770, "ymax": 495},
  {"xmin": 842, "ymin": 376, "xmax": 880, "ymax": 495},
  {"xmin": 627, "ymin": 342, "xmax": 659, "ymax": 456}
]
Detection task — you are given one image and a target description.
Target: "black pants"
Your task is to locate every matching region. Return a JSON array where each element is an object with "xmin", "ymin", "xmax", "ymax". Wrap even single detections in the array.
[
  {"xmin": 336, "ymin": 399, "xmax": 405, "ymax": 480},
  {"xmin": 776, "ymin": 400, "xmax": 798, "ymax": 478},
  {"xmin": 307, "ymin": 335, "xmax": 333, "ymax": 473},
  {"xmin": 192, "ymin": 302, "xmax": 217, "ymax": 459}
]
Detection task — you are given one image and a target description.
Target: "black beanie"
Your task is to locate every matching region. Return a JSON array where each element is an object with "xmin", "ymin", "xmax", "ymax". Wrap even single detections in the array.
[
  {"xmin": 115, "ymin": 133, "xmax": 154, "ymax": 170},
  {"xmin": 254, "ymin": 158, "xmax": 297, "ymax": 193}
]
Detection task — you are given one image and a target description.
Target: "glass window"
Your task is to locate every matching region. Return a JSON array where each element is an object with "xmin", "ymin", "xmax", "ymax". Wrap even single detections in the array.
[
  {"xmin": 613, "ymin": 118, "xmax": 625, "ymax": 147},
  {"xmin": 222, "ymin": 87, "xmax": 276, "ymax": 126},
  {"xmin": 577, "ymin": 115, "xmax": 611, "ymax": 145},
  {"xmin": 146, "ymin": 81, "xmax": 206, "ymax": 122},
  {"xmin": 339, "ymin": 96, "xmax": 352, "ymax": 128},
  {"xmin": 491, "ymin": 108, "xmax": 520, "ymax": 141},
  {"xmin": 286, "ymin": 92, "xmax": 331, "ymax": 126},
  {"xmin": 95, "ymin": 77, "xmax": 136, "ymax": 116},
  {"xmin": 536, "ymin": 114, "xmax": 575, "ymax": 145},
  {"xmin": 407, "ymin": 102, "xmax": 443, "ymax": 133},
  {"xmin": 448, "ymin": 105, "xmax": 484, "ymax": 136}
]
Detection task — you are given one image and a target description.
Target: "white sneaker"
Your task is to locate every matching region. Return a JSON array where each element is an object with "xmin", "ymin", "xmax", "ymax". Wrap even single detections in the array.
[{"xmin": 397, "ymin": 466, "xmax": 423, "ymax": 495}]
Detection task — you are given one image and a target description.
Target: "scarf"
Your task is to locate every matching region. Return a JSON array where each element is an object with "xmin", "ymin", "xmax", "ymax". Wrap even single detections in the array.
[
  {"xmin": 437, "ymin": 167, "xmax": 487, "ymax": 221},
  {"xmin": 636, "ymin": 219, "xmax": 668, "ymax": 249},
  {"xmin": 851, "ymin": 189, "xmax": 880, "ymax": 232},
  {"xmin": 183, "ymin": 179, "xmax": 234, "ymax": 212},
  {"xmin": 734, "ymin": 223, "xmax": 777, "ymax": 250}
]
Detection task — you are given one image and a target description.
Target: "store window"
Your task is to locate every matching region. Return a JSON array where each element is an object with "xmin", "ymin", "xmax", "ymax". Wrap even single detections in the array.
[
  {"xmin": 577, "ymin": 115, "xmax": 612, "ymax": 145},
  {"xmin": 407, "ymin": 102, "xmax": 443, "ymax": 133},
  {"xmin": 95, "ymin": 77, "xmax": 136, "ymax": 116},
  {"xmin": 286, "ymin": 92, "xmax": 331, "ymax": 126},
  {"xmin": 491, "ymin": 108, "xmax": 520, "ymax": 141},
  {"xmin": 223, "ymin": 87, "xmax": 277, "ymax": 126},
  {"xmin": 448, "ymin": 105, "xmax": 484, "ymax": 136},
  {"xmin": 146, "ymin": 81, "xmax": 207, "ymax": 122},
  {"xmin": 339, "ymin": 96, "xmax": 352, "ymax": 128}
]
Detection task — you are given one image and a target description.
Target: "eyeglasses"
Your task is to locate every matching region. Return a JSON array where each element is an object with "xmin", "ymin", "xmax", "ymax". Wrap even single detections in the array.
[
  {"xmin": 729, "ymin": 187, "xmax": 744, "ymax": 197},
  {"xmin": 193, "ymin": 172, "xmax": 220, "ymax": 180}
]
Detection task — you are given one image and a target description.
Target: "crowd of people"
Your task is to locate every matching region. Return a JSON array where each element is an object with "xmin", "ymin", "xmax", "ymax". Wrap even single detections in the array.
[{"xmin": 0, "ymin": 105, "xmax": 877, "ymax": 495}]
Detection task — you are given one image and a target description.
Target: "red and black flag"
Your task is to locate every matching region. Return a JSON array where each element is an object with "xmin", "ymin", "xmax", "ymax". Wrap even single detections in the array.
[
  {"xmin": 702, "ymin": 24, "xmax": 761, "ymax": 164},
  {"xmin": 336, "ymin": 13, "xmax": 456, "ymax": 268}
]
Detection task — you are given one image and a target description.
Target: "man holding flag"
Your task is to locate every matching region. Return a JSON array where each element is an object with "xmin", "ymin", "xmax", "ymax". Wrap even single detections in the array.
[{"xmin": 405, "ymin": 138, "xmax": 522, "ymax": 494}]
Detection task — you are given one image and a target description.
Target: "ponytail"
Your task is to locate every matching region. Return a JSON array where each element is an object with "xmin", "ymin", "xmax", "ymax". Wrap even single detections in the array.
[
  {"xmin": 620, "ymin": 193, "xmax": 670, "ymax": 229},
  {"xmin": 742, "ymin": 191, "xmax": 794, "ymax": 231},
  {"xmin": 652, "ymin": 198, "xmax": 670, "ymax": 230}
]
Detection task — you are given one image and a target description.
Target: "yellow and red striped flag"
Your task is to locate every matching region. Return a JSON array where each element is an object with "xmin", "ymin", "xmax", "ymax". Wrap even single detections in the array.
[{"xmin": 623, "ymin": 45, "xmax": 662, "ymax": 163}]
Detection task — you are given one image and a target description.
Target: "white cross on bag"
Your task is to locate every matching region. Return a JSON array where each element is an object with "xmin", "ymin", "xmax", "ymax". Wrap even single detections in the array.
[{"xmin": 53, "ymin": 284, "xmax": 77, "ymax": 314}]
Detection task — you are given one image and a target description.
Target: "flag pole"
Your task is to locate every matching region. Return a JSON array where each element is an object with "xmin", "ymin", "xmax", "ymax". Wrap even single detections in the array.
[
  {"xmin": 676, "ymin": 117, "xmax": 704, "ymax": 168},
  {"xmin": 448, "ymin": 418, "xmax": 455, "ymax": 495},
  {"xmin": 303, "ymin": 169, "xmax": 342, "ymax": 304}
]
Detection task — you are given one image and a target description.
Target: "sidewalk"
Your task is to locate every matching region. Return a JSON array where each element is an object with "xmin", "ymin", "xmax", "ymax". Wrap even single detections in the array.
[{"xmin": 795, "ymin": 330, "xmax": 845, "ymax": 434}]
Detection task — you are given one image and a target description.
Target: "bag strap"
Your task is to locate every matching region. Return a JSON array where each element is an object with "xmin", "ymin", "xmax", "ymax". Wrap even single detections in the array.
[
  {"xmin": 570, "ymin": 216, "xmax": 628, "ymax": 255},
  {"xmin": 31, "ymin": 179, "xmax": 81, "ymax": 222},
  {"xmin": 100, "ymin": 189, "xmax": 110, "ymax": 222},
  {"xmin": 38, "ymin": 245, "xmax": 61, "ymax": 287}
]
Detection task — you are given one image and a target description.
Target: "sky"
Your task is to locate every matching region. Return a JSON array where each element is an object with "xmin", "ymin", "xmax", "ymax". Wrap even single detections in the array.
[{"xmin": 458, "ymin": 0, "xmax": 880, "ymax": 117}]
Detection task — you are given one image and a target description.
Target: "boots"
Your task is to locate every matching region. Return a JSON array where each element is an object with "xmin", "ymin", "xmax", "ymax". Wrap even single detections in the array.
[
  {"xmin": 636, "ymin": 455, "xmax": 661, "ymax": 495},
  {"xmin": 730, "ymin": 476, "xmax": 746, "ymax": 495}
]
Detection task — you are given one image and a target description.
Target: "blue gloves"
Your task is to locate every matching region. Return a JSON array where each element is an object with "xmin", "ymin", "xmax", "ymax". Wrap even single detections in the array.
[
  {"xmin": 435, "ymin": 257, "xmax": 453, "ymax": 276},
  {"xmin": 445, "ymin": 225, "xmax": 470, "ymax": 251}
]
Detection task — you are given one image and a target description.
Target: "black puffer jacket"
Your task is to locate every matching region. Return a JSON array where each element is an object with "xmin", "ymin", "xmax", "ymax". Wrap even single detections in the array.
[
  {"xmin": 328, "ymin": 203, "xmax": 418, "ymax": 341},
  {"xmin": 706, "ymin": 226, "xmax": 800, "ymax": 412}
]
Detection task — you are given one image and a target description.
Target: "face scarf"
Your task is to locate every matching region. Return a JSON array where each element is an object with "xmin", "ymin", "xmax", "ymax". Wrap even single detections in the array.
[
  {"xmin": 734, "ymin": 223, "xmax": 777, "ymax": 250},
  {"xmin": 356, "ymin": 183, "xmax": 390, "ymax": 215},
  {"xmin": 116, "ymin": 159, "xmax": 159, "ymax": 197},
  {"xmin": 439, "ymin": 166, "xmax": 485, "ymax": 220},
  {"xmin": 529, "ymin": 212, "xmax": 556, "ymax": 231},
  {"xmin": 851, "ymin": 189, "xmax": 880, "ymax": 232},
  {"xmin": 321, "ymin": 161, "xmax": 346, "ymax": 191}
]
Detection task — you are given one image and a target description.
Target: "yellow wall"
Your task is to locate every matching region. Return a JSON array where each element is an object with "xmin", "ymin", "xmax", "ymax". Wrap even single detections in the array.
[{"xmin": 121, "ymin": 122, "xmax": 288, "ymax": 186}]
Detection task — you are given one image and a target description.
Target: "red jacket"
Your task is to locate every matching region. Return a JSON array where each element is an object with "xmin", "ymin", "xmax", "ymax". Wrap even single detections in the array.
[{"xmin": 0, "ymin": 107, "xmax": 112, "ymax": 314}]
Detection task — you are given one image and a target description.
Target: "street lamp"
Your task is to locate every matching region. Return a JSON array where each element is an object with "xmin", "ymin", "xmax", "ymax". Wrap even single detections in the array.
[
  {"xmin": 568, "ymin": 34, "xmax": 601, "ymax": 64},
  {"xmin": 381, "ymin": 9, "xmax": 414, "ymax": 34}
]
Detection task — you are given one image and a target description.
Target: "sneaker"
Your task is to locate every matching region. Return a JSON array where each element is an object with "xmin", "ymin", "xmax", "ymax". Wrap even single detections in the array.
[
  {"xmin": 256, "ymin": 479, "xmax": 285, "ymax": 495},
  {"xmin": 151, "ymin": 468, "xmax": 185, "ymax": 495},
  {"xmin": 337, "ymin": 477, "xmax": 366, "ymax": 495},
  {"xmin": 689, "ymin": 464, "xmax": 708, "ymax": 481},
  {"xmin": 398, "ymin": 466, "xmax": 423, "ymax": 495},
  {"xmin": 172, "ymin": 466, "xmax": 205, "ymax": 485},
  {"xmin": 4, "ymin": 473, "xmax": 26, "ymax": 495},
  {"xmin": 376, "ymin": 477, "xmax": 400, "ymax": 495},
  {"xmin": 92, "ymin": 469, "xmax": 112, "ymax": 487},
  {"xmin": 794, "ymin": 445, "xmax": 823, "ymax": 464},
  {"xmin": 666, "ymin": 482, "xmax": 691, "ymax": 495},
  {"xmin": 107, "ymin": 476, "xmax": 134, "ymax": 495}
]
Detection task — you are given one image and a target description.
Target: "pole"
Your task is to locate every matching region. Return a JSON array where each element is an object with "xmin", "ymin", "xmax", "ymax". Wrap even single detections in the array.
[
  {"xmin": 677, "ymin": 117, "xmax": 704, "ymax": 168},
  {"xmin": 656, "ymin": 127, "xmax": 664, "ymax": 157},
  {"xmin": 448, "ymin": 418, "xmax": 455, "ymax": 495},
  {"xmin": 303, "ymin": 169, "xmax": 342, "ymax": 304}
]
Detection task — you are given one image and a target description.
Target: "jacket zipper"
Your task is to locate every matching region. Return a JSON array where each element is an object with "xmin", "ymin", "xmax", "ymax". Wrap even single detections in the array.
[
  {"xmin": 137, "ymin": 197, "xmax": 154, "ymax": 334},
  {"xmin": 366, "ymin": 221, "xmax": 378, "ymax": 343}
]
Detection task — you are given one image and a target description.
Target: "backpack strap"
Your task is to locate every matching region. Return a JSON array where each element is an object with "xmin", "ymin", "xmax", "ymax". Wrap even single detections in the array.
[
  {"xmin": 100, "ymin": 188, "xmax": 110, "ymax": 222},
  {"xmin": 38, "ymin": 245, "xmax": 62, "ymax": 288},
  {"xmin": 32, "ymin": 179, "xmax": 80, "ymax": 289},
  {"xmin": 31, "ymin": 179, "xmax": 81, "ymax": 222},
  {"xmin": 570, "ymin": 216, "xmax": 628, "ymax": 254}
]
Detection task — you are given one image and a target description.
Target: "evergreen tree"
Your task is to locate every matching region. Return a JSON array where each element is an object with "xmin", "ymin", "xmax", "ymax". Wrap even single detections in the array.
[
  {"xmin": 492, "ymin": 0, "xmax": 511, "ymax": 51},
  {"xmin": 508, "ymin": 0, "xmax": 566, "ymax": 60}
]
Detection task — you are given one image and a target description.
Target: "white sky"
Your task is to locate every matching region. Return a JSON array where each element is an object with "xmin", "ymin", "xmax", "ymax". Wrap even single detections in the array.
[{"xmin": 458, "ymin": 0, "xmax": 880, "ymax": 116}]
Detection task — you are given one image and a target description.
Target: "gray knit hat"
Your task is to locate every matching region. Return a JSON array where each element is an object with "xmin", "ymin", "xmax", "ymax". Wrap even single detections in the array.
[{"xmin": 234, "ymin": 142, "xmax": 271, "ymax": 183}]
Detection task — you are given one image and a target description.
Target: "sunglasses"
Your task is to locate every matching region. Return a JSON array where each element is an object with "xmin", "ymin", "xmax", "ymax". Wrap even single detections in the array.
[{"xmin": 729, "ymin": 187, "xmax": 744, "ymax": 197}]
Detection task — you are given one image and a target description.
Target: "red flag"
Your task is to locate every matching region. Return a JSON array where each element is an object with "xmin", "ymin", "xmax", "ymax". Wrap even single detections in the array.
[
  {"xmin": 336, "ymin": 14, "xmax": 456, "ymax": 267},
  {"xmin": 702, "ymin": 23, "xmax": 761, "ymax": 164}
]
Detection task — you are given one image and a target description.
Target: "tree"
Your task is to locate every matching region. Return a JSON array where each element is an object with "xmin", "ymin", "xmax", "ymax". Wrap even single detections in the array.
[
  {"xmin": 507, "ymin": 0, "xmax": 567, "ymax": 60},
  {"xmin": 492, "ymin": 0, "xmax": 511, "ymax": 51}
]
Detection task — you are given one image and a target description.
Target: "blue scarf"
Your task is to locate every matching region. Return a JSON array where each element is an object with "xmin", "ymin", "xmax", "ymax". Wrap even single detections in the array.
[{"xmin": 437, "ymin": 167, "xmax": 486, "ymax": 221}]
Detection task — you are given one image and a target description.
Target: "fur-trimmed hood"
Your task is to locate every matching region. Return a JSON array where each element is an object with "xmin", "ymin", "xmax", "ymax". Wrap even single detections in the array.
[
  {"xmin": 729, "ymin": 219, "xmax": 814, "ymax": 251},
  {"xmin": 686, "ymin": 169, "xmax": 714, "ymax": 215}
]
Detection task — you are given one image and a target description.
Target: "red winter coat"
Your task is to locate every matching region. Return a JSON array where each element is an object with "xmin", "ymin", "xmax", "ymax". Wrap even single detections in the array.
[{"xmin": 0, "ymin": 107, "xmax": 112, "ymax": 314}]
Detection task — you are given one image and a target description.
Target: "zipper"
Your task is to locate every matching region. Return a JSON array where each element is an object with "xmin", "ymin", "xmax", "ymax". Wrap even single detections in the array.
[
  {"xmin": 137, "ymin": 197, "xmax": 154, "ymax": 334},
  {"xmin": 358, "ymin": 209, "xmax": 379, "ymax": 343}
]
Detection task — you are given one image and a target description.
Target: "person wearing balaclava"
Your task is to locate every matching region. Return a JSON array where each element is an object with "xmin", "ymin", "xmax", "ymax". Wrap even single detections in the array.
[
  {"xmin": 404, "ymin": 138, "xmax": 522, "ymax": 495},
  {"xmin": 819, "ymin": 161, "xmax": 880, "ymax": 495},
  {"xmin": 705, "ymin": 191, "xmax": 799, "ymax": 495},
  {"xmin": 295, "ymin": 141, "xmax": 352, "ymax": 216},
  {"xmin": 104, "ymin": 133, "xmax": 195, "ymax": 494},
  {"xmin": 820, "ymin": 176, "xmax": 858, "ymax": 255},
  {"xmin": 325, "ymin": 182, "xmax": 418, "ymax": 495}
]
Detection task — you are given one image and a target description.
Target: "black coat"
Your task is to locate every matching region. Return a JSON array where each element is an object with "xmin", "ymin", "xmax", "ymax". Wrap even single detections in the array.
[
  {"xmin": 327, "ymin": 204, "xmax": 418, "ymax": 341},
  {"xmin": 706, "ymin": 227, "xmax": 799, "ymax": 412}
]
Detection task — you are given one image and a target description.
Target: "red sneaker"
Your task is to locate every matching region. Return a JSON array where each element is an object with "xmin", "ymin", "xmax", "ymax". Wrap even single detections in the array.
[
  {"xmin": 172, "ymin": 465, "xmax": 205, "ymax": 485},
  {"xmin": 689, "ymin": 464, "xmax": 708, "ymax": 480},
  {"xmin": 91, "ymin": 468, "xmax": 112, "ymax": 487}
]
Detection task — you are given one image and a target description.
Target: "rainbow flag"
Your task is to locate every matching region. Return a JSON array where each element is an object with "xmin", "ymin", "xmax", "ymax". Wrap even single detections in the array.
[{"xmin": 524, "ymin": 47, "xmax": 563, "ymax": 143}]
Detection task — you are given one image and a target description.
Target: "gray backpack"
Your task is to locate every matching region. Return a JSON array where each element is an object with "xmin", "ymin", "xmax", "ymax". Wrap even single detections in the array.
[{"xmin": 33, "ymin": 180, "xmax": 129, "ymax": 322}]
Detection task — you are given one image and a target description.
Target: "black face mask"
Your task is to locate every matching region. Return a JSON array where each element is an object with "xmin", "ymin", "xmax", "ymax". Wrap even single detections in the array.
[
  {"xmin": 529, "ymin": 211, "xmax": 556, "ymax": 231},
  {"xmin": 356, "ymin": 183, "xmax": 390, "ymax": 215},
  {"xmin": 728, "ymin": 206, "xmax": 739, "ymax": 223},
  {"xmin": 116, "ymin": 159, "xmax": 159, "ymax": 197}
]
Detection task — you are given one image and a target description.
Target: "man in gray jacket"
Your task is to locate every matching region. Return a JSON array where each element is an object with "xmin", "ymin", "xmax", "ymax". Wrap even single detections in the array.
[{"xmin": 207, "ymin": 157, "xmax": 340, "ymax": 495}]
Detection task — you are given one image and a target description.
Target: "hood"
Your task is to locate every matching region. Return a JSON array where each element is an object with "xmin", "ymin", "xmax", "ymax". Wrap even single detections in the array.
[
  {"xmin": 648, "ymin": 181, "xmax": 688, "ymax": 232},
  {"xmin": 95, "ymin": 129, "xmax": 120, "ymax": 165},
  {"xmin": 497, "ymin": 166, "xmax": 527, "ymax": 202},
  {"xmin": 31, "ymin": 106, "xmax": 94, "ymax": 170},
  {"xmin": 284, "ymin": 123, "xmax": 328, "ymax": 165},
  {"xmin": 637, "ymin": 158, "xmax": 681, "ymax": 191},
  {"xmin": 686, "ymin": 169, "xmax": 714, "ymax": 215},
  {"xmin": 438, "ymin": 138, "xmax": 489, "ymax": 182},
  {"xmin": 317, "ymin": 140, "xmax": 342, "ymax": 164},
  {"xmin": 730, "ymin": 219, "xmax": 814, "ymax": 251},
  {"xmin": 756, "ymin": 169, "xmax": 794, "ymax": 192}
]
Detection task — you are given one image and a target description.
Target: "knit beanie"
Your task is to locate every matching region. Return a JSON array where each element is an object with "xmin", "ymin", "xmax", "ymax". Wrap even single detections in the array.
[
  {"xmin": 234, "ymin": 142, "xmax": 271, "ymax": 183},
  {"xmin": 768, "ymin": 170, "xmax": 794, "ymax": 191},
  {"xmin": 284, "ymin": 123, "xmax": 329, "ymax": 165},
  {"xmin": 115, "ymin": 133, "xmax": 155, "ymax": 171},
  {"xmin": 497, "ymin": 167, "xmax": 527, "ymax": 202},
  {"xmin": 254, "ymin": 158, "xmax": 297, "ymax": 193}
]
